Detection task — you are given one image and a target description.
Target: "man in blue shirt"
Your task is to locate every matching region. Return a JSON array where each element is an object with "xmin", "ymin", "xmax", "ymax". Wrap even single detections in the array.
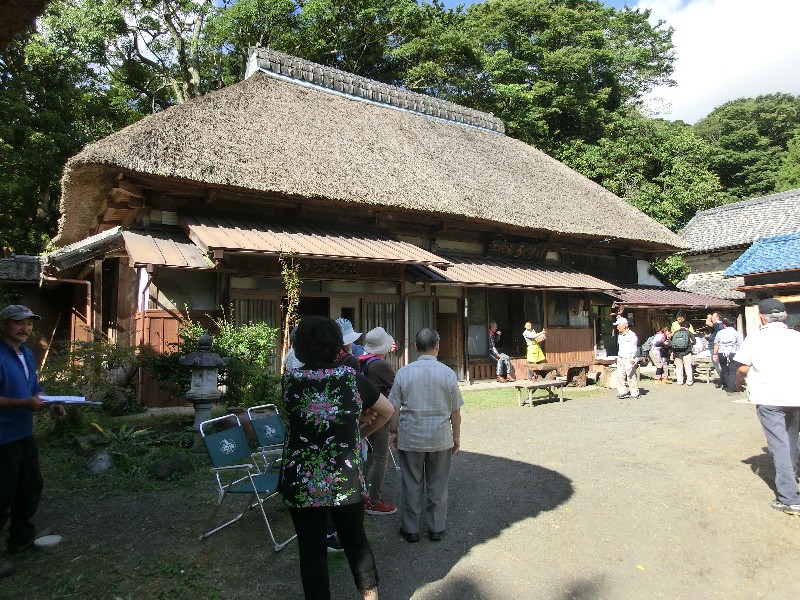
[{"xmin": 0, "ymin": 305, "xmax": 63, "ymax": 578}]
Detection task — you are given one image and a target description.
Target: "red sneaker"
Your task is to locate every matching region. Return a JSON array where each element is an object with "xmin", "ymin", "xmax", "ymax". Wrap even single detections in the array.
[{"xmin": 365, "ymin": 499, "xmax": 397, "ymax": 515}]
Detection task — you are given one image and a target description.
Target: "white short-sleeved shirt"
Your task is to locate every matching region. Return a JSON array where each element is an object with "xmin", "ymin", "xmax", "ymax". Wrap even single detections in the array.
[
  {"xmin": 714, "ymin": 327, "xmax": 742, "ymax": 355},
  {"xmin": 733, "ymin": 322, "xmax": 800, "ymax": 406},
  {"xmin": 388, "ymin": 355, "xmax": 464, "ymax": 452},
  {"xmin": 616, "ymin": 329, "xmax": 639, "ymax": 360}
]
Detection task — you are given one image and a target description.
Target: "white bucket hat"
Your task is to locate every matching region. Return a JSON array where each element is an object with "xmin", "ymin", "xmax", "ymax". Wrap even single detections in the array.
[{"xmin": 363, "ymin": 327, "xmax": 394, "ymax": 355}]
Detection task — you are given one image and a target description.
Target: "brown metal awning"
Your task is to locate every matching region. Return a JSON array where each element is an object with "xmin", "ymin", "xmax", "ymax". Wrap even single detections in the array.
[
  {"xmin": 608, "ymin": 285, "xmax": 737, "ymax": 308},
  {"xmin": 410, "ymin": 254, "xmax": 619, "ymax": 292},
  {"xmin": 122, "ymin": 230, "xmax": 213, "ymax": 269},
  {"xmin": 180, "ymin": 215, "xmax": 452, "ymax": 268}
]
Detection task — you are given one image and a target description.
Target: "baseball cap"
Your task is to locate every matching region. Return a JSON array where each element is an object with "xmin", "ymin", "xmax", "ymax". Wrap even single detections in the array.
[
  {"xmin": 758, "ymin": 298, "xmax": 786, "ymax": 315},
  {"xmin": 0, "ymin": 304, "xmax": 40, "ymax": 321},
  {"xmin": 612, "ymin": 316, "xmax": 628, "ymax": 326}
]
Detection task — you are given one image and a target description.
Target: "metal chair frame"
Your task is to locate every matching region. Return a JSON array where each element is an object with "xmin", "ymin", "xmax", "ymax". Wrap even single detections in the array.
[{"xmin": 199, "ymin": 413, "xmax": 296, "ymax": 552}]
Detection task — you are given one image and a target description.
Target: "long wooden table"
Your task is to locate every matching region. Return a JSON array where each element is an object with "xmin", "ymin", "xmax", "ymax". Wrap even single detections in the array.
[{"xmin": 514, "ymin": 379, "xmax": 568, "ymax": 406}]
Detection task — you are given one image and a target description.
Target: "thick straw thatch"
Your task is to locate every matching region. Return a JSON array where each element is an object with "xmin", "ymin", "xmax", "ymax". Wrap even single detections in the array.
[{"xmin": 58, "ymin": 69, "xmax": 687, "ymax": 251}]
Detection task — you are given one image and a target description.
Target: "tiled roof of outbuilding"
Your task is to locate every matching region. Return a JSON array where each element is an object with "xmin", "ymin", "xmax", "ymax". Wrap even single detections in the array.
[
  {"xmin": 725, "ymin": 232, "xmax": 800, "ymax": 276},
  {"xmin": 609, "ymin": 285, "xmax": 736, "ymax": 308},
  {"xmin": 677, "ymin": 272, "xmax": 744, "ymax": 301},
  {"xmin": 0, "ymin": 255, "xmax": 41, "ymax": 282},
  {"xmin": 679, "ymin": 189, "xmax": 800, "ymax": 254}
]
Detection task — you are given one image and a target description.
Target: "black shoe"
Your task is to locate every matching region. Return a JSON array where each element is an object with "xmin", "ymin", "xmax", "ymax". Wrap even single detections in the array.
[
  {"xmin": 429, "ymin": 530, "xmax": 445, "ymax": 542},
  {"xmin": 399, "ymin": 529, "xmax": 420, "ymax": 543},
  {"xmin": 8, "ymin": 528, "xmax": 51, "ymax": 555},
  {"xmin": 326, "ymin": 533, "xmax": 344, "ymax": 553},
  {"xmin": 0, "ymin": 562, "xmax": 14, "ymax": 578},
  {"xmin": 617, "ymin": 393, "xmax": 630, "ymax": 399}
]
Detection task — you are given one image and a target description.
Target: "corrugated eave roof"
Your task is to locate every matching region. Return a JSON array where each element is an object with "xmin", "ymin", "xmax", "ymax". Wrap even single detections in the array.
[{"xmin": 410, "ymin": 254, "xmax": 620, "ymax": 291}]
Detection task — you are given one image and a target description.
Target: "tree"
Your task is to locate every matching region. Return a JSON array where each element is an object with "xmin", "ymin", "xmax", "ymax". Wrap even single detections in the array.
[
  {"xmin": 693, "ymin": 93, "xmax": 800, "ymax": 201},
  {"xmin": 560, "ymin": 111, "xmax": 721, "ymax": 231},
  {"xmin": 393, "ymin": 0, "xmax": 676, "ymax": 156},
  {"xmin": 774, "ymin": 127, "xmax": 800, "ymax": 192},
  {"xmin": 0, "ymin": 1, "xmax": 139, "ymax": 255}
]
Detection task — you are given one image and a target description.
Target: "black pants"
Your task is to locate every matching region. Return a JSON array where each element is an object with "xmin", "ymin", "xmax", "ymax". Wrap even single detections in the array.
[
  {"xmin": 718, "ymin": 354, "xmax": 737, "ymax": 391},
  {"xmin": 0, "ymin": 436, "xmax": 43, "ymax": 551},
  {"xmin": 289, "ymin": 502, "xmax": 378, "ymax": 599}
]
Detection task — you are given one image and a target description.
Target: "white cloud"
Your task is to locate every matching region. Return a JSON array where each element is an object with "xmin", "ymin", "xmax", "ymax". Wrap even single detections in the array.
[{"xmin": 635, "ymin": 0, "xmax": 800, "ymax": 123}]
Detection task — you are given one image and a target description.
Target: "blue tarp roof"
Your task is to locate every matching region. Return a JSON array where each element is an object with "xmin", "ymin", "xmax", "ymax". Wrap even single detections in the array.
[{"xmin": 725, "ymin": 232, "xmax": 800, "ymax": 276}]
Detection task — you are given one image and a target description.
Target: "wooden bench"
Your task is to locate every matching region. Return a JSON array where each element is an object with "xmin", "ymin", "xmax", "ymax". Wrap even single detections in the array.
[
  {"xmin": 528, "ymin": 361, "xmax": 595, "ymax": 387},
  {"xmin": 515, "ymin": 379, "xmax": 568, "ymax": 406}
]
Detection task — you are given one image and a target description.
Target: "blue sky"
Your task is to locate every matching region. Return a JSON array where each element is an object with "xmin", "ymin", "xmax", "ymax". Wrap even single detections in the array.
[{"xmin": 437, "ymin": 0, "xmax": 800, "ymax": 124}]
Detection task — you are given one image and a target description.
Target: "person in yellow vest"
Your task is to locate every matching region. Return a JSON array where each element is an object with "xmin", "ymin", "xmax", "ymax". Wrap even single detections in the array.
[
  {"xmin": 522, "ymin": 321, "xmax": 546, "ymax": 380},
  {"xmin": 670, "ymin": 311, "xmax": 695, "ymax": 334}
]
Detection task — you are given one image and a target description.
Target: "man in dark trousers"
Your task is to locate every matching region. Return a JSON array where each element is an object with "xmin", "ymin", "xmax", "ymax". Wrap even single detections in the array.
[
  {"xmin": 0, "ymin": 305, "xmax": 63, "ymax": 578},
  {"xmin": 735, "ymin": 299, "xmax": 800, "ymax": 515}
]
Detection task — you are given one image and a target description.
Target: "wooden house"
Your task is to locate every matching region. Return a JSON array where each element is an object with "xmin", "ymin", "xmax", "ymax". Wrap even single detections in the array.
[{"xmin": 45, "ymin": 49, "xmax": 728, "ymax": 403}]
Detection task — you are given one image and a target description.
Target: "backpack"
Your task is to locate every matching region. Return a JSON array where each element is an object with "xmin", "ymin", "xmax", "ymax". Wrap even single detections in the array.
[
  {"xmin": 359, "ymin": 355, "xmax": 381, "ymax": 376},
  {"xmin": 640, "ymin": 335, "xmax": 655, "ymax": 355},
  {"xmin": 671, "ymin": 328, "xmax": 690, "ymax": 352}
]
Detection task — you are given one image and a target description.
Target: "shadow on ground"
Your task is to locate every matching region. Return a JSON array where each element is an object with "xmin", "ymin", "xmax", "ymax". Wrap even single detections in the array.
[
  {"xmin": 743, "ymin": 447, "xmax": 777, "ymax": 493},
  {"xmin": 355, "ymin": 451, "xmax": 574, "ymax": 600}
]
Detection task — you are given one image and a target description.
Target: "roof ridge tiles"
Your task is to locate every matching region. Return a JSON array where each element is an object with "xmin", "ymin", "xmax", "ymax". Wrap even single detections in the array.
[{"xmin": 248, "ymin": 47, "xmax": 505, "ymax": 134}]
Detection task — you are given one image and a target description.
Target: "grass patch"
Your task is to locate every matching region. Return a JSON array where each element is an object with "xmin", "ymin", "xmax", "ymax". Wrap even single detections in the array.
[{"xmin": 461, "ymin": 383, "xmax": 606, "ymax": 411}]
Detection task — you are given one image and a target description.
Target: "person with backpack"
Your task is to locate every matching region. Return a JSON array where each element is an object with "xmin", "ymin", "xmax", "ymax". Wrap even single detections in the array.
[
  {"xmin": 358, "ymin": 327, "xmax": 398, "ymax": 516},
  {"xmin": 668, "ymin": 322, "xmax": 696, "ymax": 385},
  {"xmin": 648, "ymin": 328, "xmax": 671, "ymax": 383}
]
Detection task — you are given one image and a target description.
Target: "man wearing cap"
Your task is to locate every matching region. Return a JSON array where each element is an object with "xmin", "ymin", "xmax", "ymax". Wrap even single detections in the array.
[
  {"xmin": 359, "ymin": 327, "xmax": 398, "ymax": 516},
  {"xmin": 734, "ymin": 299, "xmax": 800, "ymax": 516},
  {"xmin": 389, "ymin": 328, "xmax": 463, "ymax": 542},
  {"xmin": 0, "ymin": 305, "xmax": 63, "ymax": 577},
  {"xmin": 613, "ymin": 316, "xmax": 640, "ymax": 399}
]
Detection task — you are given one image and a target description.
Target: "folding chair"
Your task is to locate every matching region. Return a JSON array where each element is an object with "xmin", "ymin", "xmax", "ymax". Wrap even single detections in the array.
[
  {"xmin": 247, "ymin": 404, "xmax": 286, "ymax": 456},
  {"xmin": 199, "ymin": 413, "xmax": 296, "ymax": 552}
]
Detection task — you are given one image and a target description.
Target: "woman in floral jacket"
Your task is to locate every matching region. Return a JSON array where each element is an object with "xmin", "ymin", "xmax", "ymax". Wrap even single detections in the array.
[{"xmin": 281, "ymin": 316, "xmax": 394, "ymax": 600}]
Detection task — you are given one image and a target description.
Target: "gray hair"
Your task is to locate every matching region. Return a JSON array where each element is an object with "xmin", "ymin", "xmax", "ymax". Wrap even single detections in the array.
[
  {"xmin": 415, "ymin": 328, "xmax": 440, "ymax": 351},
  {"xmin": 762, "ymin": 312, "xmax": 787, "ymax": 323}
]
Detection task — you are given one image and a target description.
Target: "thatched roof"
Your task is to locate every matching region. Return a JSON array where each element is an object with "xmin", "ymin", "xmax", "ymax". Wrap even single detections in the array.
[{"xmin": 58, "ymin": 55, "xmax": 687, "ymax": 252}]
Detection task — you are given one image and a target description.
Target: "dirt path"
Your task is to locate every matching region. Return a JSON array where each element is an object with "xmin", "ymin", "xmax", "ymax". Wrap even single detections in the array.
[
  {"xmin": 9, "ymin": 378, "xmax": 800, "ymax": 599},
  {"xmin": 334, "ymin": 380, "xmax": 800, "ymax": 600}
]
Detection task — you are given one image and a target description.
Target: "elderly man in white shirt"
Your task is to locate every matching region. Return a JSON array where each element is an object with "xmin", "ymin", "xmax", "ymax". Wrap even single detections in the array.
[
  {"xmin": 734, "ymin": 299, "xmax": 800, "ymax": 515},
  {"xmin": 614, "ymin": 317, "xmax": 640, "ymax": 399},
  {"xmin": 388, "ymin": 328, "xmax": 463, "ymax": 543}
]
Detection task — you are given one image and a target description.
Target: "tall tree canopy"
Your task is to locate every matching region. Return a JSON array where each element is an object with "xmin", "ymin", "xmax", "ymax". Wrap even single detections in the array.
[
  {"xmin": 393, "ymin": 0, "xmax": 675, "ymax": 156},
  {"xmin": 0, "ymin": 10, "xmax": 138, "ymax": 255},
  {"xmin": 693, "ymin": 93, "xmax": 800, "ymax": 202},
  {"xmin": 561, "ymin": 111, "xmax": 721, "ymax": 232},
  {"xmin": 775, "ymin": 128, "xmax": 800, "ymax": 192}
]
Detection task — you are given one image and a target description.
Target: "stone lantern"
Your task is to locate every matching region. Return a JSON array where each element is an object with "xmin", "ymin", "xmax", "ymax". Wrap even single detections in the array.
[{"xmin": 179, "ymin": 330, "xmax": 228, "ymax": 450}]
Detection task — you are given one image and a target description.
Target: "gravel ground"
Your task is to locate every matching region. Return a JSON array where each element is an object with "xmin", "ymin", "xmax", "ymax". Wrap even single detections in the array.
[
  {"xmin": 8, "ymin": 373, "xmax": 800, "ymax": 599},
  {"xmin": 333, "ymin": 375, "xmax": 800, "ymax": 600}
]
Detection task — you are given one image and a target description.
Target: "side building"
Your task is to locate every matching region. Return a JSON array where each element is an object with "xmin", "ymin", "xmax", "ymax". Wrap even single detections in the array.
[{"xmin": 678, "ymin": 188, "xmax": 800, "ymax": 333}]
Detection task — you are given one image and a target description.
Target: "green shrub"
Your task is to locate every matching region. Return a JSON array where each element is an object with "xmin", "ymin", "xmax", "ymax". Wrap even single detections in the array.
[
  {"xmin": 143, "ymin": 307, "xmax": 282, "ymax": 411},
  {"xmin": 39, "ymin": 333, "xmax": 144, "ymax": 418}
]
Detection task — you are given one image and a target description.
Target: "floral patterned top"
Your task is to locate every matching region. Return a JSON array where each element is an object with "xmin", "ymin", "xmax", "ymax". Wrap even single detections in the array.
[{"xmin": 280, "ymin": 364, "xmax": 379, "ymax": 509}]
